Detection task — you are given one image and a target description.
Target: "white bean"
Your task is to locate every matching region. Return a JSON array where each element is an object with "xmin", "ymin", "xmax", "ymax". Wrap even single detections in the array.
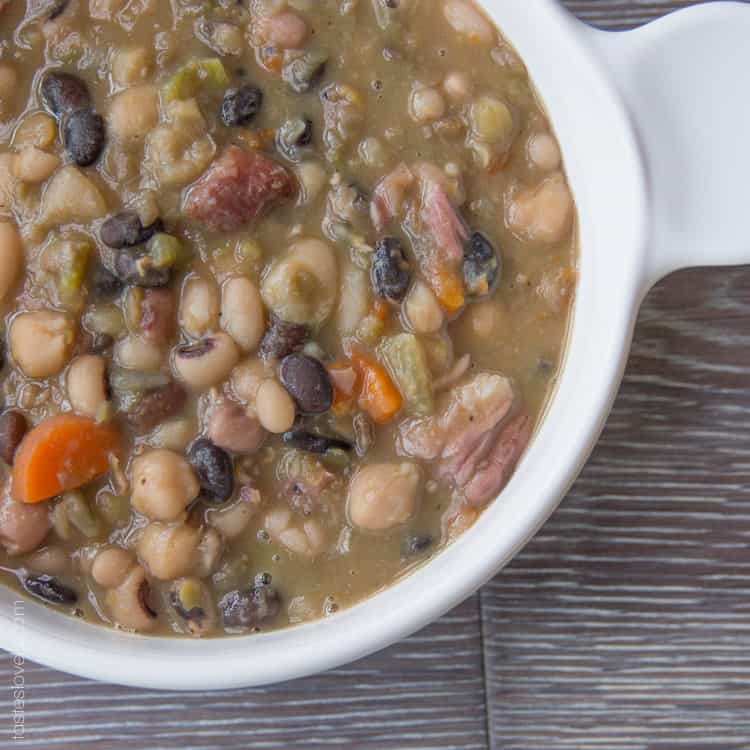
[
  {"xmin": 104, "ymin": 565, "xmax": 157, "ymax": 631},
  {"xmin": 92, "ymin": 547, "xmax": 134, "ymax": 588},
  {"xmin": 13, "ymin": 146, "xmax": 60, "ymax": 184},
  {"xmin": 410, "ymin": 87, "xmax": 446, "ymax": 124},
  {"xmin": 172, "ymin": 332, "xmax": 239, "ymax": 390},
  {"xmin": 295, "ymin": 161, "xmax": 327, "ymax": 205},
  {"xmin": 507, "ymin": 175, "xmax": 574, "ymax": 244},
  {"xmin": 179, "ymin": 275, "xmax": 220, "ymax": 339},
  {"xmin": 115, "ymin": 334, "xmax": 164, "ymax": 372},
  {"xmin": 527, "ymin": 132, "xmax": 562, "ymax": 172},
  {"xmin": 443, "ymin": 71, "xmax": 473, "ymax": 102},
  {"xmin": 108, "ymin": 85, "xmax": 159, "ymax": 141},
  {"xmin": 443, "ymin": 0, "xmax": 494, "ymax": 44},
  {"xmin": 130, "ymin": 449, "xmax": 200, "ymax": 522},
  {"xmin": 10, "ymin": 311, "xmax": 75, "ymax": 378},
  {"xmin": 230, "ymin": 358, "xmax": 268, "ymax": 405},
  {"xmin": 404, "ymin": 281, "xmax": 444, "ymax": 335},
  {"xmin": 347, "ymin": 462, "xmax": 421, "ymax": 532},
  {"xmin": 221, "ymin": 276, "xmax": 265, "ymax": 353},
  {"xmin": 67, "ymin": 354, "xmax": 108, "ymax": 418},
  {"xmin": 0, "ymin": 222, "xmax": 23, "ymax": 304},
  {"xmin": 255, "ymin": 379, "xmax": 296, "ymax": 434}
]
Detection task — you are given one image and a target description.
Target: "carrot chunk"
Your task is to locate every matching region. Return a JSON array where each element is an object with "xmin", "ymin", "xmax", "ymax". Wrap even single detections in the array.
[
  {"xmin": 12, "ymin": 415, "xmax": 121, "ymax": 504},
  {"xmin": 351, "ymin": 352, "xmax": 403, "ymax": 425}
]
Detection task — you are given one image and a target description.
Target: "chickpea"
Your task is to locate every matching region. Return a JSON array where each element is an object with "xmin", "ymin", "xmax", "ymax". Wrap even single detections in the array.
[
  {"xmin": 92, "ymin": 547, "xmax": 134, "ymax": 588},
  {"xmin": 527, "ymin": 132, "xmax": 562, "ymax": 172},
  {"xmin": 255, "ymin": 379, "xmax": 296, "ymax": 434},
  {"xmin": 67, "ymin": 354, "xmax": 108, "ymax": 418},
  {"xmin": 179, "ymin": 275, "xmax": 220, "ymax": 339},
  {"xmin": 410, "ymin": 87, "xmax": 446, "ymax": 124},
  {"xmin": 221, "ymin": 276, "xmax": 265, "ymax": 353},
  {"xmin": 347, "ymin": 462, "xmax": 421, "ymax": 532},
  {"xmin": 0, "ymin": 222, "xmax": 23, "ymax": 304},
  {"xmin": 112, "ymin": 47, "xmax": 152, "ymax": 87},
  {"xmin": 230, "ymin": 358, "xmax": 268, "ymax": 405},
  {"xmin": 115, "ymin": 334, "xmax": 164, "ymax": 372},
  {"xmin": 404, "ymin": 281, "xmax": 444, "ymax": 335},
  {"xmin": 10, "ymin": 311, "xmax": 76, "ymax": 378},
  {"xmin": 130, "ymin": 449, "xmax": 200, "ymax": 522},
  {"xmin": 13, "ymin": 146, "xmax": 60, "ymax": 184},
  {"xmin": 443, "ymin": 0, "xmax": 494, "ymax": 44},
  {"xmin": 137, "ymin": 522, "xmax": 201, "ymax": 580},
  {"xmin": 172, "ymin": 332, "xmax": 239, "ymax": 390},
  {"xmin": 443, "ymin": 71, "xmax": 473, "ymax": 103},
  {"xmin": 104, "ymin": 565, "xmax": 157, "ymax": 631},
  {"xmin": 108, "ymin": 85, "xmax": 159, "ymax": 141}
]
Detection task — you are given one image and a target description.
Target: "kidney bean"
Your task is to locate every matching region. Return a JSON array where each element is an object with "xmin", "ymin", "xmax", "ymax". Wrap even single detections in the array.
[
  {"xmin": 63, "ymin": 109, "xmax": 106, "ymax": 166},
  {"xmin": 187, "ymin": 438, "xmax": 234, "ymax": 503},
  {"xmin": 0, "ymin": 410, "xmax": 27, "ymax": 465},
  {"xmin": 279, "ymin": 353, "xmax": 333, "ymax": 415},
  {"xmin": 259, "ymin": 314, "xmax": 308, "ymax": 360},
  {"xmin": 24, "ymin": 574, "xmax": 78, "ymax": 606},
  {"xmin": 127, "ymin": 382, "xmax": 187, "ymax": 431}
]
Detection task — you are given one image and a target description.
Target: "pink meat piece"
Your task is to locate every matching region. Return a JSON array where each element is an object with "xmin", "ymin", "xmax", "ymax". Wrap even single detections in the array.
[
  {"xmin": 421, "ymin": 180, "xmax": 468, "ymax": 270},
  {"xmin": 370, "ymin": 162, "xmax": 414, "ymax": 231},
  {"xmin": 399, "ymin": 372, "xmax": 530, "ymax": 503},
  {"xmin": 183, "ymin": 146, "xmax": 295, "ymax": 232},
  {"xmin": 463, "ymin": 414, "xmax": 532, "ymax": 506}
]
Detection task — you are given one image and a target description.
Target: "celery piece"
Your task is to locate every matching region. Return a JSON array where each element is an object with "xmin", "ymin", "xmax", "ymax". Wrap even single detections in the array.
[
  {"xmin": 148, "ymin": 233, "xmax": 184, "ymax": 268},
  {"xmin": 163, "ymin": 58, "xmax": 229, "ymax": 103},
  {"xmin": 379, "ymin": 333, "xmax": 434, "ymax": 417}
]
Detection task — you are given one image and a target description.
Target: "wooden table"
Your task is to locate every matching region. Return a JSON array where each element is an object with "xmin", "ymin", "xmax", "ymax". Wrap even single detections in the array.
[{"xmin": 4, "ymin": 2, "xmax": 750, "ymax": 747}]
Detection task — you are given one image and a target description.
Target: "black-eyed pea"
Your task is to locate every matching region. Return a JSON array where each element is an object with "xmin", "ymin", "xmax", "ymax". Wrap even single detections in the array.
[
  {"xmin": 130, "ymin": 449, "xmax": 200, "ymax": 522},
  {"xmin": 104, "ymin": 565, "xmax": 157, "ymax": 631},
  {"xmin": 92, "ymin": 547, "xmax": 135, "ymax": 588},
  {"xmin": 255, "ymin": 379, "xmax": 296, "ymax": 434},
  {"xmin": 173, "ymin": 332, "xmax": 239, "ymax": 389},
  {"xmin": 0, "ymin": 222, "xmax": 23, "ymax": 304},
  {"xmin": 136, "ymin": 522, "xmax": 201, "ymax": 580},
  {"xmin": 221, "ymin": 276, "xmax": 265, "ymax": 353},
  {"xmin": 10, "ymin": 311, "xmax": 76, "ymax": 378},
  {"xmin": 67, "ymin": 354, "xmax": 108, "ymax": 418}
]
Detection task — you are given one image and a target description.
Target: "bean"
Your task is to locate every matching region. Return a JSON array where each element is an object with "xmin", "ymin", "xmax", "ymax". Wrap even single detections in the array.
[
  {"xmin": 140, "ymin": 288, "xmax": 176, "ymax": 344},
  {"xmin": 66, "ymin": 354, "xmax": 108, "ymax": 418},
  {"xmin": 282, "ymin": 430, "xmax": 352, "ymax": 455},
  {"xmin": 24, "ymin": 574, "xmax": 77, "ymax": 606},
  {"xmin": 115, "ymin": 335, "xmax": 164, "ymax": 372},
  {"xmin": 255, "ymin": 379, "xmax": 296, "ymax": 434},
  {"xmin": 0, "ymin": 496, "xmax": 50, "ymax": 555},
  {"xmin": 463, "ymin": 231, "xmax": 500, "ymax": 298},
  {"xmin": 100, "ymin": 211, "xmax": 164, "ymax": 249},
  {"xmin": 404, "ymin": 280, "xmax": 444, "ymax": 334},
  {"xmin": 443, "ymin": 0, "xmax": 494, "ymax": 44},
  {"xmin": 282, "ymin": 48, "xmax": 328, "ymax": 93},
  {"xmin": 0, "ymin": 410, "xmax": 27, "ymax": 465},
  {"xmin": 207, "ymin": 402, "xmax": 265, "ymax": 454},
  {"xmin": 92, "ymin": 547, "xmax": 134, "ymax": 588},
  {"xmin": 220, "ymin": 85, "xmax": 263, "ymax": 127},
  {"xmin": 179, "ymin": 276, "xmax": 220, "ymax": 339},
  {"xmin": 114, "ymin": 250, "xmax": 170, "ymax": 288},
  {"xmin": 219, "ymin": 585, "xmax": 281, "ymax": 629},
  {"xmin": 276, "ymin": 117, "xmax": 313, "ymax": 162},
  {"xmin": 410, "ymin": 87, "xmax": 446, "ymax": 124},
  {"xmin": 0, "ymin": 223, "xmax": 22, "ymax": 305},
  {"xmin": 279, "ymin": 353, "xmax": 333, "ymax": 415},
  {"xmin": 104, "ymin": 565, "xmax": 157, "ymax": 631},
  {"xmin": 371, "ymin": 237, "xmax": 411, "ymax": 304},
  {"xmin": 89, "ymin": 264, "xmax": 123, "ymax": 300},
  {"xmin": 40, "ymin": 72, "xmax": 91, "ymax": 117},
  {"xmin": 187, "ymin": 438, "xmax": 234, "ymax": 503},
  {"xmin": 131, "ymin": 449, "xmax": 200, "ymax": 522},
  {"xmin": 63, "ymin": 109, "xmax": 106, "ymax": 167},
  {"xmin": 127, "ymin": 382, "xmax": 187, "ymax": 431},
  {"xmin": 259, "ymin": 314, "xmax": 308, "ymax": 360},
  {"xmin": 221, "ymin": 277, "xmax": 265, "ymax": 353},
  {"xmin": 10, "ymin": 311, "xmax": 76, "ymax": 378},
  {"xmin": 108, "ymin": 85, "xmax": 159, "ymax": 140},
  {"xmin": 137, "ymin": 522, "xmax": 201, "ymax": 580},
  {"xmin": 347, "ymin": 462, "xmax": 421, "ymax": 532},
  {"xmin": 173, "ymin": 332, "xmax": 239, "ymax": 390}
]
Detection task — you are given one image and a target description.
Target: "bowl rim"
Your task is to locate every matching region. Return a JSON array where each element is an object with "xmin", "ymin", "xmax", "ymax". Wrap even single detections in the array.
[{"xmin": 0, "ymin": 0, "xmax": 651, "ymax": 690}]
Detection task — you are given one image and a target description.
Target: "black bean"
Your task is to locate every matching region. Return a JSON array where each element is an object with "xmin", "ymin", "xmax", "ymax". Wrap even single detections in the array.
[
  {"xmin": 100, "ymin": 212, "xmax": 164, "ymax": 249},
  {"xmin": 371, "ymin": 237, "xmax": 411, "ymax": 304},
  {"xmin": 282, "ymin": 430, "xmax": 353, "ymax": 455},
  {"xmin": 24, "ymin": 575, "xmax": 78, "ymax": 606},
  {"xmin": 280, "ymin": 353, "xmax": 333, "ymax": 415},
  {"xmin": 219, "ymin": 585, "xmax": 281, "ymax": 629},
  {"xmin": 63, "ymin": 109, "xmax": 105, "ymax": 166},
  {"xmin": 126, "ymin": 382, "xmax": 187, "ymax": 431},
  {"xmin": 260, "ymin": 314, "xmax": 309, "ymax": 360},
  {"xmin": 0, "ymin": 410, "xmax": 27, "ymax": 465},
  {"xmin": 220, "ymin": 85, "xmax": 263, "ymax": 127},
  {"xmin": 114, "ymin": 250, "xmax": 170, "ymax": 288},
  {"xmin": 89, "ymin": 263, "xmax": 123, "ymax": 300},
  {"xmin": 401, "ymin": 534, "xmax": 434, "ymax": 558},
  {"xmin": 40, "ymin": 71, "xmax": 90, "ymax": 117},
  {"xmin": 463, "ymin": 231, "xmax": 500, "ymax": 298},
  {"xmin": 275, "ymin": 117, "xmax": 313, "ymax": 162},
  {"xmin": 188, "ymin": 438, "xmax": 234, "ymax": 503}
]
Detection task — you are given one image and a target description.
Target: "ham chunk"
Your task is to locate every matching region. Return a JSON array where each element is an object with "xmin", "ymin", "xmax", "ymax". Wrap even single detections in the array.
[
  {"xmin": 183, "ymin": 146, "xmax": 295, "ymax": 232},
  {"xmin": 399, "ymin": 372, "xmax": 531, "ymax": 505}
]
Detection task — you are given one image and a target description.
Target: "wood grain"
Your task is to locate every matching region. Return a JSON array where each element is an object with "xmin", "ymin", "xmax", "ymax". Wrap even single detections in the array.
[{"xmin": 3, "ymin": 3, "xmax": 750, "ymax": 749}]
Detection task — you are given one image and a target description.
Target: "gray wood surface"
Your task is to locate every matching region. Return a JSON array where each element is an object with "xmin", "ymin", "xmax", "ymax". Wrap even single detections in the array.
[{"xmin": 4, "ymin": 2, "xmax": 750, "ymax": 748}]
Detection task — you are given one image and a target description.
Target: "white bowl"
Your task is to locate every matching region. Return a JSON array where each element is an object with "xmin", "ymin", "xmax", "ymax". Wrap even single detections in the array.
[{"xmin": 3, "ymin": 0, "xmax": 750, "ymax": 689}]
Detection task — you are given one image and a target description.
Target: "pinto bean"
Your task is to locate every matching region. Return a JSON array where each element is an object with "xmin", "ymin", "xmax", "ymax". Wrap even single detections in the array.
[
  {"xmin": 183, "ymin": 146, "xmax": 295, "ymax": 232},
  {"xmin": 0, "ymin": 495, "xmax": 50, "ymax": 555}
]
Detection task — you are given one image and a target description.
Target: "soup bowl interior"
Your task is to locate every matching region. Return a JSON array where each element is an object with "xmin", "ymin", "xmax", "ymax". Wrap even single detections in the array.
[{"xmin": 0, "ymin": 0, "xmax": 650, "ymax": 689}]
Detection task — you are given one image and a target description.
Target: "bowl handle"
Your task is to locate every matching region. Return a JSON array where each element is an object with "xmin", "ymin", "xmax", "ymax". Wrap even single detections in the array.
[{"xmin": 579, "ymin": 2, "xmax": 750, "ymax": 289}]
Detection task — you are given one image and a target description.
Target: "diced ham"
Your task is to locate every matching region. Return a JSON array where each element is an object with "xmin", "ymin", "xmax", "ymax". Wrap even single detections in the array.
[
  {"xmin": 421, "ymin": 180, "xmax": 468, "ymax": 269},
  {"xmin": 183, "ymin": 146, "xmax": 295, "ymax": 232},
  {"xmin": 370, "ymin": 162, "xmax": 414, "ymax": 231},
  {"xmin": 207, "ymin": 401, "xmax": 266, "ymax": 455}
]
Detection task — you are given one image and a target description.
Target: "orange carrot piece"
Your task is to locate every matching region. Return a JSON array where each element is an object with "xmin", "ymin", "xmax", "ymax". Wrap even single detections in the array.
[
  {"xmin": 351, "ymin": 352, "xmax": 403, "ymax": 425},
  {"xmin": 433, "ymin": 268, "xmax": 465, "ymax": 313},
  {"xmin": 12, "ymin": 415, "xmax": 121, "ymax": 504}
]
